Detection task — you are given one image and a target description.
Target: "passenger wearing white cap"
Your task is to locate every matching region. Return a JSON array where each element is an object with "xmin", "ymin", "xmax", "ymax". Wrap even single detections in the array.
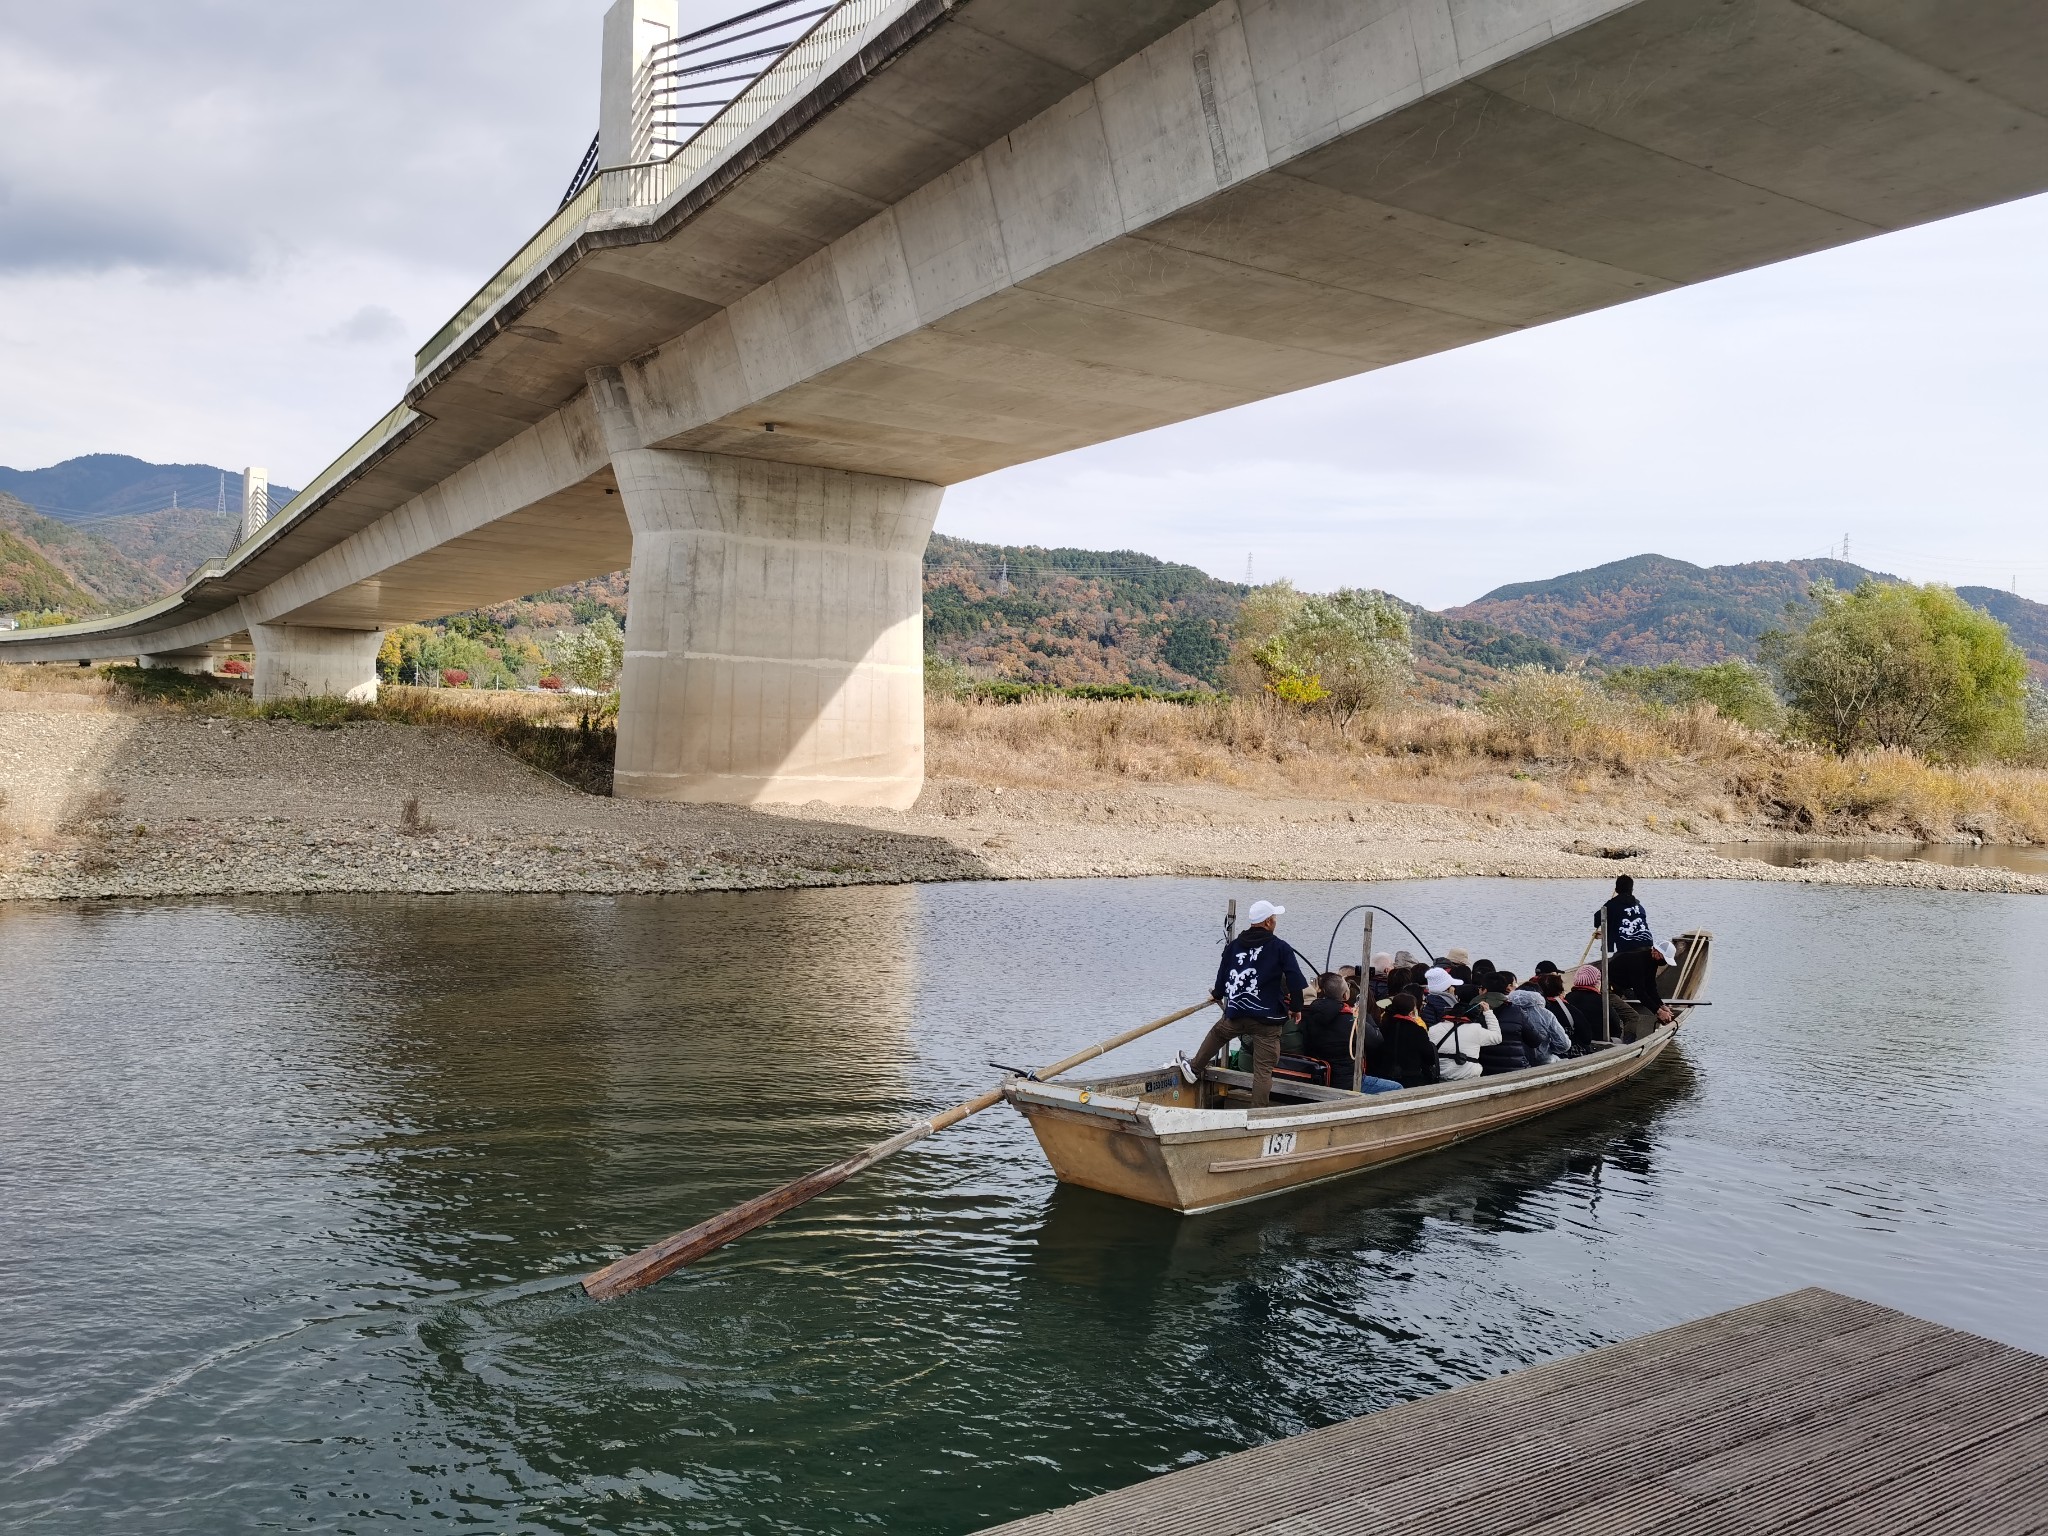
[{"xmin": 1185, "ymin": 898, "xmax": 1307, "ymax": 1108}]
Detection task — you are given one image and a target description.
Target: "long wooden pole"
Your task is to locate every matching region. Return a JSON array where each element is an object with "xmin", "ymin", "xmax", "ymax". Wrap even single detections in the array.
[
  {"xmin": 581, "ymin": 995, "xmax": 1220, "ymax": 1302},
  {"xmin": 1597, "ymin": 911, "xmax": 1613, "ymax": 1045},
  {"xmin": 1352, "ymin": 911, "xmax": 1374, "ymax": 1092}
]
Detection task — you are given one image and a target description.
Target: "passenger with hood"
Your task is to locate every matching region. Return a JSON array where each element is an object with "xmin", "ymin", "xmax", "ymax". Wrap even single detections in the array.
[
  {"xmin": 1510, "ymin": 975, "xmax": 1573, "ymax": 1066},
  {"xmin": 1564, "ymin": 963, "xmax": 1610, "ymax": 1053}
]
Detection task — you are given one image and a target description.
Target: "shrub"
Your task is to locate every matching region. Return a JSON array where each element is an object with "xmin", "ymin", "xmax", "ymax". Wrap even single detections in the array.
[
  {"xmin": 442, "ymin": 669, "xmax": 469, "ymax": 687},
  {"xmin": 1228, "ymin": 583, "xmax": 1412, "ymax": 728},
  {"xmin": 1762, "ymin": 579, "xmax": 2027, "ymax": 762},
  {"xmin": 1478, "ymin": 667, "xmax": 1602, "ymax": 751},
  {"xmin": 1604, "ymin": 660, "xmax": 1782, "ymax": 731},
  {"xmin": 545, "ymin": 613, "xmax": 625, "ymax": 692}
]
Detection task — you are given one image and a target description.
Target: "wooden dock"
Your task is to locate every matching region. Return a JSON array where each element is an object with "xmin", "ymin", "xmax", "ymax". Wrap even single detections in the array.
[{"xmin": 982, "ymin": 1288, "xmax": 2048, "ymax": 1535}]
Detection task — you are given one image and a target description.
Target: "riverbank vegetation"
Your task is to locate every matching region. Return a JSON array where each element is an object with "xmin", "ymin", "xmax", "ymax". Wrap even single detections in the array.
[
  {"xmin": 927, "ymin": 575, "xmax": 2048, "ymax": 844},
  {"xmin": 9, "ymin": 567, "xmax": 2046, "ymax": 842}
]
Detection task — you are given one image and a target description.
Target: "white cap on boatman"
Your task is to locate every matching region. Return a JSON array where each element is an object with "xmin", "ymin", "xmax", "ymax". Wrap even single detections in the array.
[{"xmin": 1246, "ymin": 899, "xmax": 1285, "ymax": 926}]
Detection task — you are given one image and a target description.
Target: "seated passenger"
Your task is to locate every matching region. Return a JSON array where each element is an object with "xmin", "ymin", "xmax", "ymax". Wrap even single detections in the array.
[
  {"xmin": 1478, "ymin": 971, "xmax": 1540, "ymax": 1075},
  {"xmin": 1299, "ymin": 972, "xmax": 1353, "ymax": 1085},
  {"xmin": 1479, "ymin": 968, "xmax": 1514, "ymax": 1014},
  {"xmin": 1376, "ymin": 992, "xmax": 1438, "ymax": 1088},
  {"xmin": 1421, "ymin": 966, "xmax": 1459, "ymax": 1024},
  {"xmin": 1536, "ymin": 971, "xmax": 1576, "ymax": 1049},
  {"xmin": 1511, "ymin": 976, "xmax": 1573, "ymax": 1064},
  {"xmin": 1429, "ymin": 990, "xmax": 1502, "ymax": 1082},
  {"xmin": 1565, "ymin": 964, "xmax": 1610, "ymax": 1052}
]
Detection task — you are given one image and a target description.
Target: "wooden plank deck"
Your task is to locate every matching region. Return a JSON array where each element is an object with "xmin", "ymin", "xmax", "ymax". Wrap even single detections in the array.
[{"xmin": 981, "ymin": 1289, "xmax": 2048, "ymax": 1536}]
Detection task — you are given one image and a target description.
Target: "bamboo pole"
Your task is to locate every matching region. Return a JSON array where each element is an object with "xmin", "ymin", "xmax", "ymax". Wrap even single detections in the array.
[
  {"xmin": 1597, "ymin": 911, "xmax": 1613, "ymax": 1045},
  {"xmin": 1352, "ymin": 911, "xmax": 1374, "ymax": 1092},
  {"xmin": 581, "ymin": 996, "xmax": 1220, "ymax": 1302}
]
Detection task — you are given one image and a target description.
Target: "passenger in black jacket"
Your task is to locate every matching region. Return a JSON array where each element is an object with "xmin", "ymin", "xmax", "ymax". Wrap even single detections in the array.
[
  {"xmin": 1375, "ymin": 992, "xmax": 1438, "ymax": 1089},
  {"xmin": 1478, "ymin": 971, "xmax": 1541, "ymax": 1075},
  {"xmin": 1299, "ymin": 973, "xmax": 1355, "ymax": 1088},
  {"xmin": 1565, "ymin": 964, "xmax": 1611, "ymax": 1052},
  {"xmin": 1188, "ymin": 900, "xmax": 1307, "ymax": 1106}
]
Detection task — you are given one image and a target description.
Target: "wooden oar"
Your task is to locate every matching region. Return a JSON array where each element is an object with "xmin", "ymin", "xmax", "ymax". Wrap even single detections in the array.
[{"xmin": 581, "ymin": 996, "xmax": 1219, "ymax": 1302}]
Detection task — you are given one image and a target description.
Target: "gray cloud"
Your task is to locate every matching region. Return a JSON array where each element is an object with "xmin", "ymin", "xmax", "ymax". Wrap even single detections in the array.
[
  {"xmin": 316, "ymin": 304, "xmax": 407, "ymax": 346},
  {"xmin": 0, "ymin": 1, "xmax": 601, "ymax": 279}
]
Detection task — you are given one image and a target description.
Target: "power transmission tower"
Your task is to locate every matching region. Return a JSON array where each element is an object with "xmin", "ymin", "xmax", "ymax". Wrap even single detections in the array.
[{"xmin": 1245, "ymin": 553, "xmax": 1254, "ymax": 585}]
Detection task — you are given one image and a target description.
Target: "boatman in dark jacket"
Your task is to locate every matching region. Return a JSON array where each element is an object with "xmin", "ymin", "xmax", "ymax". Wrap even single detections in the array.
[
  {"xmin": 1186, "ymin": 899, "xmax": 1306, "ymax": 1107},
  {"xmin": 1594, "ymin": 875, "xmax": 1675, "ymax": 1036}
]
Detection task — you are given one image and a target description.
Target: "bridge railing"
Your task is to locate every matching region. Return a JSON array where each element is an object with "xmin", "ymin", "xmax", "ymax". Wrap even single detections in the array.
[
  {"xmin": 599, "ymin": 0, "xmax": 896, "ymax": 211},
  {"xmin": 263, "ymin": 402, "xmax": 418, "ymax": 532},
  {"xmin": 412, "ymin": 0, "xmax": 905, "ymax": 380}
]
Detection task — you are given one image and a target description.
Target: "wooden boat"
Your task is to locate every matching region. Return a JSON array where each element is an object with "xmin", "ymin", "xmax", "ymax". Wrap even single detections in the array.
[{"xmin": 1004, "ymin": 932, "xmax": 1711, "ymax": 1214}]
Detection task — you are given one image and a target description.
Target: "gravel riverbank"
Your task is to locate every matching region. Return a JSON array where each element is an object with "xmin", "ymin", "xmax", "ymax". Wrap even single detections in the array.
[{"xmin": 2, "ymin": 700, "xmax": 2041, "ymax": 901}]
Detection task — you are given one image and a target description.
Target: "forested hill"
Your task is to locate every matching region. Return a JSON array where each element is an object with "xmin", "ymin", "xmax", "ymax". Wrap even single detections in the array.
[
  {"xmin": 921, "ymin": 534, "xmax": 1574, "ymax": 696},
  {"xmin": 0, "ymin": 454, "xmax": 298, "ymax": 526},
  {"xmin": 0, "ymin": 493, "xmax": 169, "ymax": 614},
  {"xmin": 1446, "ymin": 554, "xmax": 2048, "ymax": 672}
]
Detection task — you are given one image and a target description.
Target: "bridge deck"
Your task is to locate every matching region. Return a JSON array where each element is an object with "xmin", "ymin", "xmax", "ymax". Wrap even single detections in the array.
[{"xmin": 980, "ymin": 1288, "xmax": 2048, "ymax": 1535}]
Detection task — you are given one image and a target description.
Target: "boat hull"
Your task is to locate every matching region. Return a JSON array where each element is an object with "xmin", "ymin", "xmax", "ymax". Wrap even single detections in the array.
[{"xmin": 1008, "ymin": 1026, "xmax": 1679, "ymax": 1214}]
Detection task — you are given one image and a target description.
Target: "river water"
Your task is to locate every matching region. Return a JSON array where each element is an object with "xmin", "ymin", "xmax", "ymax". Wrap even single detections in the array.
[{"xmin": 4, "ymin": 879, "xmax": 2045, "ymax": 1533}]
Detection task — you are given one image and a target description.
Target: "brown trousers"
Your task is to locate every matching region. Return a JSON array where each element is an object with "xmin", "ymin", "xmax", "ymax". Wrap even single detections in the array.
[{"xmin": 1189, "ymin": 1016, "xmax": 1284, "ymax": 1106}]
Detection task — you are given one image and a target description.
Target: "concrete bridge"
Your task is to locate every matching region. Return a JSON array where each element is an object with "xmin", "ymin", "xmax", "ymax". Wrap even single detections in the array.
[{"xmin": 7, "ymin": 0, "xmax": 2046, "ymax": 806}]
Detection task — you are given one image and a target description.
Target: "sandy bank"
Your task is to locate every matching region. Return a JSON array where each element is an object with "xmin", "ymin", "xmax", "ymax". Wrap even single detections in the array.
[{"xmin": 1, "ymin": 699, "xmax": 2040, "ymax": 901}]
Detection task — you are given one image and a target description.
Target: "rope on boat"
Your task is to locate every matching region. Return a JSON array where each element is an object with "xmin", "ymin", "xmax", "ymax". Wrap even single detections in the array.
[{"xmin": 1322, "ymin": 904, "xmax": 1438, "ymax": 974}]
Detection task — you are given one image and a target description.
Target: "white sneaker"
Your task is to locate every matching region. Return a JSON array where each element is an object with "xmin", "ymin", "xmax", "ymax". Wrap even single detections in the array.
[{"xmin": 1176, "ymin": 1052, "xmax": 1199, "ymax": 1085}]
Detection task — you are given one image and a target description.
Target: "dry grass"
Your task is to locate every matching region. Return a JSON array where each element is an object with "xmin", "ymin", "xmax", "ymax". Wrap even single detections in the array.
[
  {"xmin": 0, "ymin": 663, "xmax": 115, "ymax": 696},
  {"xmin": 927, "ymin": 692, "xmax": 2048, "ymax": 841}
]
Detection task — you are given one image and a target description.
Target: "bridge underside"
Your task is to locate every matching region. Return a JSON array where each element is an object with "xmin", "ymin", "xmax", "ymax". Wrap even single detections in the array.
[{"xmin": 9, "ymin": 0, "xmax": 2048, "ymax": 807}]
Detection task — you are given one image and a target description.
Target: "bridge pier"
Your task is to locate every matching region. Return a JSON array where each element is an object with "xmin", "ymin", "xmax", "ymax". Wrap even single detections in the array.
[
  {"xmin": 250, "ymin": 622, "xmax": 383, "ymax": 704},
  {"xmin": 590, "ymin": 371, "xmax": 940, "ymax": 808}
]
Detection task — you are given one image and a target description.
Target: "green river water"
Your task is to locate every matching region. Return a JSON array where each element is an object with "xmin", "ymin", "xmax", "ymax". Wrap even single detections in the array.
[{"xmin": 3, "ymin": 877, "xmax": 2044, "ymax": 1533}]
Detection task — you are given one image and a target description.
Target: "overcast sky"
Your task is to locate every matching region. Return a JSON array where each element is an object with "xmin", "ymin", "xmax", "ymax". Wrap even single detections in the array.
[{"xmin": 3, "ymin": 3, "xmax": 2045, "ymax": 610}]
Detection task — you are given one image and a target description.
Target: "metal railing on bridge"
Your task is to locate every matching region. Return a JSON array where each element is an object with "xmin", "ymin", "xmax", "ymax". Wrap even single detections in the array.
[{"xmin": 412, "ymin": 0, "xmax": 906, "ymax": 378}]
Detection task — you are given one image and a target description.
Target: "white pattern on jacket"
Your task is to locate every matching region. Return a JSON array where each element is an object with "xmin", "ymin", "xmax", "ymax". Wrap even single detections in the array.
[{"xmin": 1428, "ymin": 1007, "xmax": 1503, "ymax": 1081}]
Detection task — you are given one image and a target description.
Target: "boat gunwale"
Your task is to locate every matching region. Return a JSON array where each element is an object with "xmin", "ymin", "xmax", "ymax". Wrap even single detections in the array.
[{"xmin": 1004, "ymin": 1024, "xmax": 1679, "ymax": 1144}]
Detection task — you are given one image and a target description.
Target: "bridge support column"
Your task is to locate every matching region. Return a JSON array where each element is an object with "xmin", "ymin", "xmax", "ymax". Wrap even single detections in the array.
[
  {"xmin": 591, "ymin": 376, "xmax": 940, "ymax": 807},
  {"xmin": 250, "ymin": 622, "xmax": 383, "ymax": 704}
]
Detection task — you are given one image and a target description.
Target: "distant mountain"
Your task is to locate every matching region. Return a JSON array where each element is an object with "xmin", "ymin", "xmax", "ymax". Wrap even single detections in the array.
[
  {"xmin": 1956, "ymin": 587, "xmax": 2048, "ymax": 675},
  {"xmin": 923, "ymin": 533, "xmax": 1238, "ymax": 690},
  {"xmin": 0, "ymin": 495, "xmax": 99, "ymax": 615},
  {"xmin": 1448, "ymin": 554, "xmax": 2048, "ymax": 675},
  {"xmin": 0, "ymin": 453, "xmax": 297, "ymax": 526},
  {"xmin": 0, "ymin": 453, "xmax": 311, "ymax": 607},
  {"xmin": 0, "ymin": 494, "xmax": 169, "ymax": 615},
  {"xmin": 919, "ymin": 533, "xmax": 1572, "ymax": 697}
]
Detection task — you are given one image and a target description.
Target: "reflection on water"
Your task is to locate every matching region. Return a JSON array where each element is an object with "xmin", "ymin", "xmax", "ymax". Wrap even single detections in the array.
[
  {"xmin": 3, "ymin": 879, "xmax": 2046, "ymax": 1533},
  {"xmin": 1715, "ymin": 839, "xmax": 2048, "ymax": 876}
]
